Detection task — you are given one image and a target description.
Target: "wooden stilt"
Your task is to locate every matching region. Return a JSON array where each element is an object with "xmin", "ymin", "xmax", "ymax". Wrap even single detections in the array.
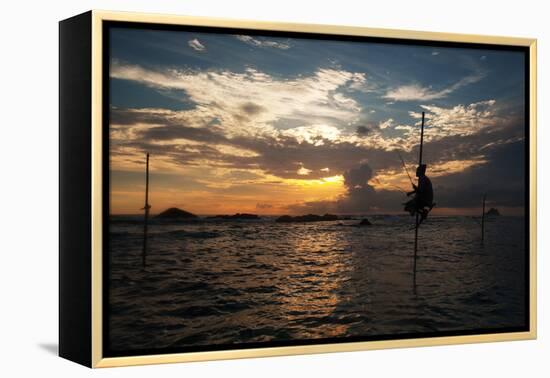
[
  {"xmin": 413, "ymin": 112, "xmax": 426, "ymax": 285},
  {"xmin": 142, "ymin": 153, "xmax": 150, "ymax": 268},
  {"xmin": 418, "ymin": 112, "xmax": 425, "ymax": 168},
  {"xmin": 481, "ymin": 194, "xmax": 486, "ymax": 244},
  {"xmin": 413, "ymin": 212, "xmax": 419, "ymax": 283}
]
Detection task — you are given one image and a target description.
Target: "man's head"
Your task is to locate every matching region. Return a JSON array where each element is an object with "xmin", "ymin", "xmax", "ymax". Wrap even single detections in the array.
[{"xmin": 416, "ymin": 164, "xmax": 427, "ymax": 177}]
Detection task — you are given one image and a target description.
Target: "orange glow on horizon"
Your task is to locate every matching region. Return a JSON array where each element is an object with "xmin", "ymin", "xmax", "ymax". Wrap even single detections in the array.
[{"xmin": 110, "ymin": 174, "xmax": 347, "ymax": 215}]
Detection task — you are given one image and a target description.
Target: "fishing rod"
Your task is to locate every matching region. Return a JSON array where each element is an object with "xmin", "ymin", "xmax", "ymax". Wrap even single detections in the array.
[
  {"xmin": 397, "ymin": 151, "xmax": 415, "ymax": 188},
  {"xmin": 372, "ymin": 177, "xmax": 408, "ymax": 195},
  {"xmin": 390, "ymin": 185, "xmax": 408, "ymax": 195}
]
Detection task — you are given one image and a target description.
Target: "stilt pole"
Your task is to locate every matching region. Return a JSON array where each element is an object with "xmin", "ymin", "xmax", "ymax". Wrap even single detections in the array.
[
  {"xmin": 418, "ymin": 112, "xmax": 425, "ymax": 167},
  {"xmin": 481, "ymin": 194, "xmax": 486, "ymax": 244},
  {"xmin": 413, "ymin": 112, "xmax": 426, "ymax": 283},
  {"xmin": 413, "ymin": 212, "xmax": 419, "ymax": 282},
  {"xmin": 142, "ymin": 153, "xmax": 150, "ymax": 268}
]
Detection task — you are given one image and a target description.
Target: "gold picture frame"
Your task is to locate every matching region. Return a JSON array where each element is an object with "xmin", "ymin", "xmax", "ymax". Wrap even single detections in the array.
[{"xmin": 59, "ymin": 9, "xmax": 537, "ymax": 368}]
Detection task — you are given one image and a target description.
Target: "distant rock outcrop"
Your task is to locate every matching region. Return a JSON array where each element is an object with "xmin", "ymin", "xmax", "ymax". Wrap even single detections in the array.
[
  {"xmin": 486, "ymin": 208, "xmax": 501, "ymax": 216},
  {"xmin": 358, "ymin": 218, "xmax": 372, "ymax": 226},
  {"xmin": 275, "ymin": 214, "xmax": 339, "ymax": 223},
  {"xmin": 156, "ymin": 207, "xmax": 198, "ymax": 219},
  {"xmin": 208, "ymin": 213, "xmax": 260, "ymax": 220}
]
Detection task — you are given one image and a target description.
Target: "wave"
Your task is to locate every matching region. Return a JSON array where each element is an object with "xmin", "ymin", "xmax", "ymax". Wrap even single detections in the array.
[{"xmin": 159, "ymin": 230, "xmax": 222, "ymax": 239}]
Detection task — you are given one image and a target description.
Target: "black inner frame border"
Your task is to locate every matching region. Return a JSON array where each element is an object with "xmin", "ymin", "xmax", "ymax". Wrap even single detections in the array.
[{"xmin": 102, "ymin": 20, "xmax": 531, "ymax": 358}]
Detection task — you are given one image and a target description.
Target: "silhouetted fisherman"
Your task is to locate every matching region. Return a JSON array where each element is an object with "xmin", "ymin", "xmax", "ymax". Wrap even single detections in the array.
[{"xmin": 404, "ymin": 164, "xmax": 434, "ymax": 226}]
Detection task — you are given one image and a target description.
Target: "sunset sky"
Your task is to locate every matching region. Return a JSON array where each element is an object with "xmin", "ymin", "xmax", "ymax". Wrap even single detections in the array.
[{"xmin": 109, "ymin": 27, "xmax": 526, "ymax": 216}]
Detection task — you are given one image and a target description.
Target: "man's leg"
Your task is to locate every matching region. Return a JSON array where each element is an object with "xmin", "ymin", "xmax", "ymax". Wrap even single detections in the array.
[{"xmin": 417, "ymin": 208, "xmax": 428, "ymax": 226}]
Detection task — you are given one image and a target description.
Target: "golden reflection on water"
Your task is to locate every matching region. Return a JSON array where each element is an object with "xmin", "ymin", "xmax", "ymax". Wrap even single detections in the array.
[{"xmin": 274, "ymin": 225, "xmax": 354, "ymax": 338}]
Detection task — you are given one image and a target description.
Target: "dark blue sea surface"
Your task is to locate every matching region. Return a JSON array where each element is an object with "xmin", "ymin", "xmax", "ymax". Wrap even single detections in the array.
[{"xmin": 108, "ymin": 215, "xmax": 526, "ymax": 352}]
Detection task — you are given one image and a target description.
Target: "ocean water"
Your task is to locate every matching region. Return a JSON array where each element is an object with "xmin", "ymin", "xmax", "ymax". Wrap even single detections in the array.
[{"xmin": 107, "ymin": 215, "xmax": 527, "ymax": 353}]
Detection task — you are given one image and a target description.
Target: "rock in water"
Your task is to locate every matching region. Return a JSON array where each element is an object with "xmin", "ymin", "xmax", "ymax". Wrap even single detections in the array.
[
  {"xmin": 486, "ymin": 208, "xmax": 501, "ymax": 216},
  {"xmin": 358, "ymin": 218, "xmax": 372, "ymax": 226},
  {"xmin": 156, "ymin": 207, "xmax": 198, "ymax": 219}
]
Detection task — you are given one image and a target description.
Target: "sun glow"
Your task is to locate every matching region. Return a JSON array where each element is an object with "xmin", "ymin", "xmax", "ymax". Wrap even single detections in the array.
[{"xmin": 286, "ymin": 175, "xmax": 344, "ymax": 187}]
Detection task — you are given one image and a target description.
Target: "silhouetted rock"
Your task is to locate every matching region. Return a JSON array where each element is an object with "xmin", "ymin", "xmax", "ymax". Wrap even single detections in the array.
[
  {"xmin": 208, "ymin": 213, "xmax": 260, "ymax": 220},
  {"xmin": 358, "ymin": 218, "xmax": 372, "ymax": 226},
  {"xmin": 275, "ymin": 214, "xmax": 339, "ymax": 223},
  {"xmin": 276, "ymin": 215, "xmax": 294, "ymax": 223},
  {"xmin": 156, "ymin": 207, "xmax": 198, "ymax": 219},
  {"xmin": 486, "ymin": 208, "xmax": 501, "ymax": 216}
]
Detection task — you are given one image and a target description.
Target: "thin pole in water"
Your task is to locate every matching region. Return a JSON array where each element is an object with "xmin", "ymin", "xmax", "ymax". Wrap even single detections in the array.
[
  {"xmin": 142, "ymin": 153, "xmax": 150, "ymax": 268},
  {"xmin": 413, "ymin": 112, "xmax": 426, "ymax": 283},
  {"xmin": 418, "ymin": 112, "xmax": 425, "ymax": 167},
  {"xmin": 413, "ymin": 212, "xmax": 419, "ymax": 282},
  {"xmin": 481, "ymin": 194, "xmax": 486, "ymax": 244}
]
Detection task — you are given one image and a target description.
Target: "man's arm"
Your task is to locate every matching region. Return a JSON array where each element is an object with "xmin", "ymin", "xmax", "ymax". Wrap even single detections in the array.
[{"xmin": 407, "ymin": 184, "xmax": 418, "ymax": 196}]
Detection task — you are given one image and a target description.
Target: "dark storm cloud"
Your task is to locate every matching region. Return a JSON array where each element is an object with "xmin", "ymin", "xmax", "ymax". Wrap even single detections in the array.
[
  {"xmin": 344, "ymin": 164, "xmax": 374, "ymax": 190},
  {"xmin": 247, "ymin": 138, "xmax": 398, "ymax": 180},
  {"xmin": 111, "ymin": 108, "xmax": 226, "ymax": 144},
  {"xmin": 288, "ymin": 163, "xmax": 404, "ymax": 214},
  {"xmin": 240, "ymin": 102, "xmax": 266, "ymax": 116},
  {"xmin": 140, "ymin": 125, "xmax": 227, "ymax": 144},
  {"xmin": 338, "ymin": 164, "xmax": 402, "ymax": 212},
  {"xmin": 356, "ymin": 125, "xmax": 372, "ymax": 136},
  {"xmin": 431, "ymin": 140, "xmax": 525, "ymax": 208},
  {"xmin": 110, "ymin": 108, "xmax": 172, "ymax": 125}
]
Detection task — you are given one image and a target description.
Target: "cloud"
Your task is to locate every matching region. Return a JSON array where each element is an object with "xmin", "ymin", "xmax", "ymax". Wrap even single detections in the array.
[
  {"xmin": 410, "ymin": 100, "xmax": 501, "ymax": 139},
  {"xmin": 282, "ymin": 125, "xmax": 342, "ymax": 146},
  {"xmin": 287, "ymin": 125, "xmax": 525, "ymax": 214},
  {"xmin": 110, "ymin": 104, "xmax": 405, "ymax": 181},
  {"xmin": 356, "ymin": 125, "xmax": 371, "ymax": 136},
  {"xmin": 110, "ymin": 63, "xmax": 496, "ymax": 155},
  {"xmin": 111, "ymin": 62, "xmax": 366, "ymax": 139},
  {"xmin": 431, "ymin": 140, "xmax": 525, "ymax": 209},
  {"xmin": 383, "ymin": 73, "xmax": 485, "ymax": 101},
  {"xmin": 379, "ymin": 118, "xmax": 394, "ymax": 129},
  {"xmin": 297, "ymin": 166, "xmax": 313, "ymax": 175},
  {"xmin": 287, "ymin": 163, "xmax": 403, "ymax": 214},
  {"xmin": 110, "ymin": 100, "xmax": 524, "ymax": 214},
  {"xmin": 280, "ymin": 101, "xmax": 523, "ymax": 214},
  {"xmin": 188, "ymin": 38, "xmax": 206, "ymax": 51},
  {"xmin": 235, "ymin": 35, "xmax": 291, "ymax": 49},
  {"xmin": 240, "ymin": 102, "xmax": 266, "ymax": 116},
  {"xmin": 109, "ymin": 95, "xmax": 515, "ymax": 184},
  {"xmin": 343, "ymin": 164, "xmax": 373, "ymax": 190}
]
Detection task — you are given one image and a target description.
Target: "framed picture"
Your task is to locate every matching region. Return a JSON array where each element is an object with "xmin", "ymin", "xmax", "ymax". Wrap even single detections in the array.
[{"xmin": 59, "ymin": 10, "xmax": 537, "ymax": 368}]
